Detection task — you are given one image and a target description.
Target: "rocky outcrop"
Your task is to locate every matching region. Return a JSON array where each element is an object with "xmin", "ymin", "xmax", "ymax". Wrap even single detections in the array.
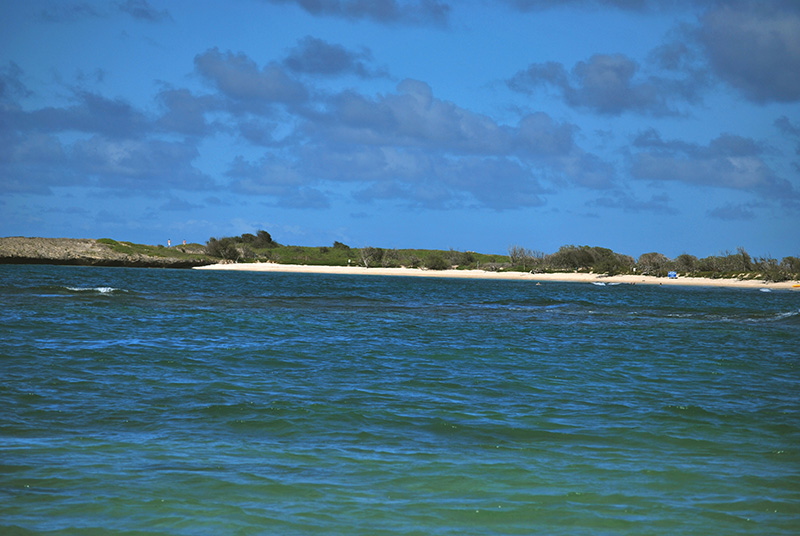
[{"xmin": 0, "ymin": 237, "xmax": 214, "ymax": 268}]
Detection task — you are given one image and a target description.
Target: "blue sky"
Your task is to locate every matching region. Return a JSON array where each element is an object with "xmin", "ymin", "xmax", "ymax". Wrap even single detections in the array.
[{"xmin": 2, "ymin": 0, "xmax": 799, "ymax": 259}]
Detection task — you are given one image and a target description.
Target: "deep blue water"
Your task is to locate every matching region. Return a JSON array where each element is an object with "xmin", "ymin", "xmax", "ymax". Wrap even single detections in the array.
[{"xmin": 1, "ymin": 264, "xmax": 799, "ymax": 535}]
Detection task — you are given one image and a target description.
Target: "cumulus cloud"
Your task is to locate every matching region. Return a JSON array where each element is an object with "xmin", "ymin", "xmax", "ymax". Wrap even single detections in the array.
[
  {"xmin": 4, "ymin": 46, "xmax": 616, "ymax": 210},
  {"xmin": 557, "ymin": 151, "xmax": 615, "ymax": 189},
  {"xmin": 776, "ymin": 116, "xmax": 800, "ymax": 138},
  {"xmin": 39, "ymin": 0, "xmax": 172, "ymax": 22},
  {"xmin": 283, "ymin": 37, "xmax": 386, "ymax": 78},
  {"xmin": 775, "ymin": 116, "xmax": 800, "ymax": 156},
  {"xmin": 226, "ymin": 155, "xmax": 330, "ymax": 208},
  {"xmin": 305, "ymin": 79, "xmax": 613, "ymax": 185},
  {"xmin": 502, "ymin": 0, "xmax": 658, "ymax": 11},
  {"xmin": 237, "ymin": 120, "xmax": 280, "ymax": 146},
  {"xmin": 39, "ymin": 2, "xmax": 104, "ymax": 22},
  {"xmin": 194, "ymin": 48, "xmax": 308, "ymax": 109},
  {"xmin": 3, "ymin": 47, "xmax": 617, "ymax": 210},
  {"xmin": 21, "ymin": 91, "xmax": 150, "ymax": 139},
  {"xmin": 589, "ymin": 192, "xmax": 677, "ymax": 214},
  {"xmin": 298, "ymin": 146, "xmax": 548, "ymax": 209},
  {"xmin": 119, "ymin": 0, "xmax": 172, "ymax": 22},
  {"xmin": 156, "ymin": 88, "xmax": 222, "ymax": 137},
  {"xmin": 504, "ymin": 1, "xmax": 800, "ymax": 110},
  {"xmin": 311, "ymin": 79, "xmax": 514, "ymax": 154},
  {"xmin": 630, "ymin": 128, "xmax": 798, "ymax": 202},
  {"xmin": 699, "ymin": 2, "xmax": 800, "ymax": 103},
  {"xmin": 212, "ymin": 78, "xmax": 614, "ymax": 210},
  {"xmin": 260, "ymin": 0, "xmax": 450, "ymax": 26},
  {"xmin": 1, "ymin": 132, "xmax": 213, "ymax": 194},
  {"xmin": 507, "ymin": 53, "xmax": 704, "ymax": 116},
  {"xmin": 266, "ymin": 80, "xmax": 612, "ymax": 207},
  {"xmin": 0, "ymin": 62, "xmax": 31, "ymax": 106},
  {"xmin": 70, "ymin": 137, "xmax": 215, "ymax": 191},
  {"xmin": 444, "ymin": 157, "xmax": 546, "ymax": 209},
  {"xmin": 0, "ymin": 74, "xmax": 214, "ymax": 195},
  {"xmin": 309, "ymin": 80, "xmax": 596, "ymax": 163},
  {"xmin": 347, "ymin": 156, "xmax": 544, "ymax": 209},
  {"xmin": 515, "ymin": 112, "xmax": 576, "ymax": 156},
  {"xmin": 707, "ymin": 202, "xmax": 758, "ymax": 221},
  {"xmin": 0, "ymin": 132, "xmax": 73, "ymax": 193},
  {"xmin": 160, "ymin": 197, "xmax": 204, "ymax": 211},
  {"xmin": 1, "ymin": 86, "xmax": 150, "ymax": 142},
  {"xmin": 512, "ymin": 2, "xmax": 800, "ymax": 106}
]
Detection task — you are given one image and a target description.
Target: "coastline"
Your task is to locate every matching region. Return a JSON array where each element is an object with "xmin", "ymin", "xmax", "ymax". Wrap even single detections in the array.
[
  {"xmin": 194, "ymin": 262, "xmax": 800, "ymax": 289},
  {"xmin": 0, "ymin": 236, "xmax": 210, "ymax": 268}
]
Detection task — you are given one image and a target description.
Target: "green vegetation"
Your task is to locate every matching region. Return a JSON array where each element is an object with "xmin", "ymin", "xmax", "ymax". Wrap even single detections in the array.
[
  {"xmin": 505, "ymin": 244, "xmax": 799, "ymax": 281},
  {"xmin": 205, "ymin": 230, "xmax": 278, "ymax": 260},
  {"xmin": 199, "ymin": 231, "xmax": 799, "ymax": 281},
  {"xmin": 507, "ymin": 244, "xmax": 635, "ymax": 275},
  {"xmin": 97, "ymin": 238, "xmax": 208, "ymax": 261},
  {"xmin": 202, "ymin": 231, "xmax": 505, "ymax": 269}
]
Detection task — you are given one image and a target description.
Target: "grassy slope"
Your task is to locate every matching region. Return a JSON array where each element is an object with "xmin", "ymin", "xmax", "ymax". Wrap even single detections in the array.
[{"xmin": 97, "ymin": 238, "xmax": 210, "ymax": 261}]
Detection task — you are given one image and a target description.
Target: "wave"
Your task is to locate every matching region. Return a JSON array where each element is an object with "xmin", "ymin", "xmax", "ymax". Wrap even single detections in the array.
[
  {"xmin": 65, "ymin": 286, "xmax": 126, "ymax": 294},
  {"xmin": 473, "ymin": 296, "xmax": 570, "ymax": 308},
  {"xmin": 635, "ymin": 307, "xmax": 800, "ymax": 325},
  {"xmin": 5, "ymin": 285, "xmax": 132, "ymax": 297},
  {"xmin": 774, "ymin": 309, "xmax": 800, "ymax": 322},
  {"xmin": 735, "ymin": 309, "xmax": 800, "ymax": 324}
]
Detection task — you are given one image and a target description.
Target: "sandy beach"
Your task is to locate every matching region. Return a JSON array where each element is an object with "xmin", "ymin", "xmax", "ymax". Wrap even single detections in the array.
[{"xmin": 194, "ymin": 262, "xmax": 800, "ymax": 290}]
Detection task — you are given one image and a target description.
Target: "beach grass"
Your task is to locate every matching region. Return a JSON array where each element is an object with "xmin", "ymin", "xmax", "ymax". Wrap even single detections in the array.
[{"xmin": 97, "ymin": 238, "xmax": 208, "ymax": 260}]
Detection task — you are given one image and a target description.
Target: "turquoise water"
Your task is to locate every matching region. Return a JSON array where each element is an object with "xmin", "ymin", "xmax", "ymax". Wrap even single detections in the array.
[{"xmin": 1, "ymin": 264, "xmax": 798, "ymax": 535}]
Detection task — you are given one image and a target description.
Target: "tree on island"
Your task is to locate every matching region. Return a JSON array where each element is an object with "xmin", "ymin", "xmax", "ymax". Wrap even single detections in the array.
[
  {"xmin": 205, "ymin": 229, "xmax": 279, "ymax": 260},
  {"xmin": 424, "ymin": 253, "xmax": 450, "ymax": 270},
  {"xmin": 359, "ymin": 246, "xmax": 383, "ymax": 268},
  {"xmin": 205, "ymin": 237, "xmax": 239, "ymax": 260},
  {"xmin": 508, "ymin": 245, "xmax": 534, "ymax": 270},
  {"xmin": 637, "ymin": 252, "xmax": 670, "ymax": 276},
  {"xmin": 238, "ymin": 230, "xmax": 278, "ymax": 249}
]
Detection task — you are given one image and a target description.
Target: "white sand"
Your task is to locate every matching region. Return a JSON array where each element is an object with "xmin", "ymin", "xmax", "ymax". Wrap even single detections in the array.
[{"xmin": 193, "ymin": 262, "xmax": 800, "ymax": 290}]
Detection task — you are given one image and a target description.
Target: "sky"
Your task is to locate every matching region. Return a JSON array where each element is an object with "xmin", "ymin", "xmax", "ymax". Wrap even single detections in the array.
[{"xmin": 1, "ymin": 0, "xmax": 799, "ymax": 259}]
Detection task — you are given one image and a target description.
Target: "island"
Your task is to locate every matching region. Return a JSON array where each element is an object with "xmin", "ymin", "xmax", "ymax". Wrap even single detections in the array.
[{"xmin": 2, "ymin": 234, "xmax": 799, "ymax": 289}]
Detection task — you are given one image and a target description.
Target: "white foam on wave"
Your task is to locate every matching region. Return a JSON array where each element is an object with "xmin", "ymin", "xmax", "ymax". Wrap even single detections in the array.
[
  {"xmin": 66, "ymin": 286, "xmax": 123, "ymax": 294},
  {"xmin": 774, "ymin": 310, "xmax": 800, "ymax": 321}
]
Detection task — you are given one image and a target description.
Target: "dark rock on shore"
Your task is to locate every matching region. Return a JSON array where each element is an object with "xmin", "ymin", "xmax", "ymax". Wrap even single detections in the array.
[{"xmin": 0, "ymin": 237, "xmax": 214, "ymax": 268}]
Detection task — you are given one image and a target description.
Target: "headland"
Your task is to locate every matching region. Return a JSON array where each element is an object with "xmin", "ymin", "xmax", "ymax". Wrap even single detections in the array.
[{"xmin": 0, "ymin": 236, "xmax": 212, "ymax": 268}]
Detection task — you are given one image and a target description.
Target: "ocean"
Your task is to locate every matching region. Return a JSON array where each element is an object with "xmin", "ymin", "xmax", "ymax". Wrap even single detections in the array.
[{"xmin": 1, "ymin": 264, "xmax": 798, "ymax": 535}]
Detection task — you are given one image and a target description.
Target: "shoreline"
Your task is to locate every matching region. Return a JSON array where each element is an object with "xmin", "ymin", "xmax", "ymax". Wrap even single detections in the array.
[{"xmin": 193, "ymin": 262, "xmax": 800, "ymax": 290}]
